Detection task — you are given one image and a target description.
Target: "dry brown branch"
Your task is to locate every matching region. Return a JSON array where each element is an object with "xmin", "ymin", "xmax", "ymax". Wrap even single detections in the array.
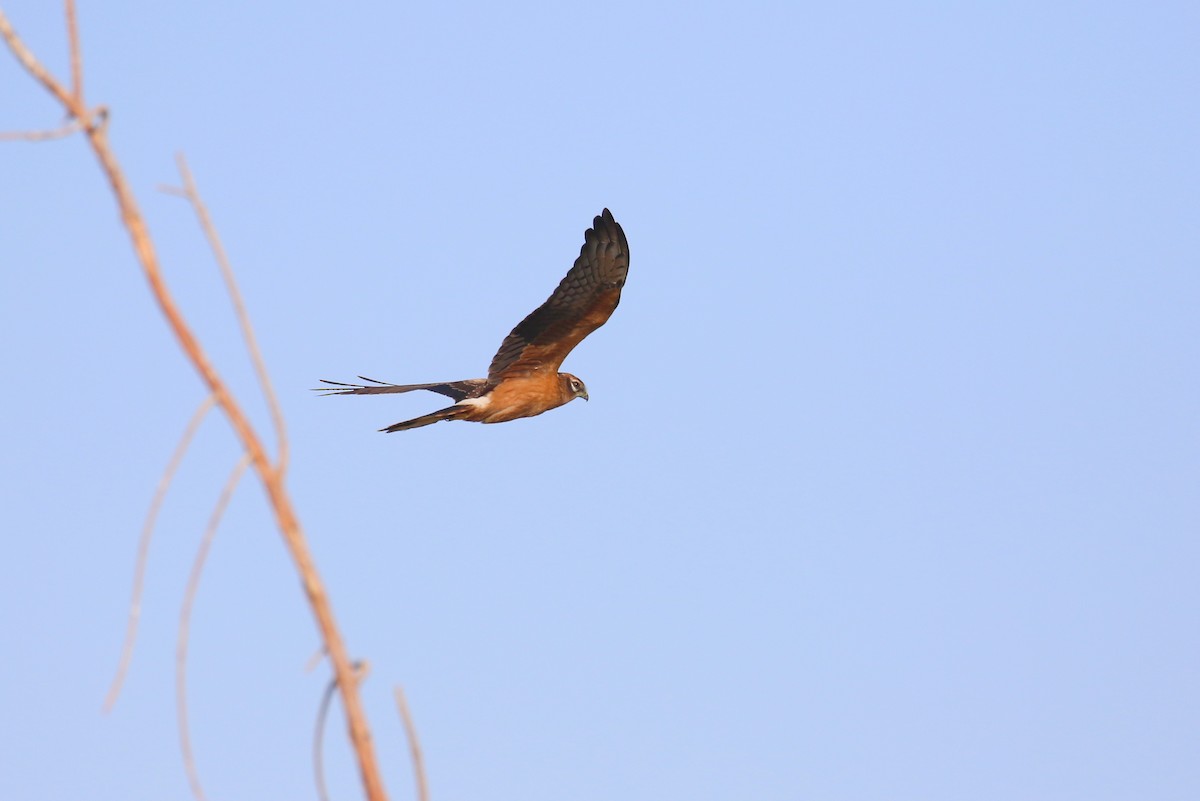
[
  {"xmin": 167, "ymin": 154, "xmax": 290, "ymax": 474},
  {"xmin": 177, "ymin": 453, "xmax": 251, "ymax": 801},
  {"xmin": 394, "ymin": 686, "xmax": 430, "ymax": 801},
  {"xmin": 104, "ymin": 394, "xmax": 217, "ymax": 713},
  {"xmin": 315, "ymin": 660, "xmax": 372, "ymax": 801},
  {"xmin": 0, "ymin": 116, "xmax": 85, "ymax": 141},
  {"xmin": 0, "ymin": 10, "xmax": 74, "ymax": 110},
  {"xmin": 1, "ymin": 6, "xmax": 388, "ymax": 800},
  {"xmin": 65, "ymin": 0, "xmax": 81, "ymax": 104}
]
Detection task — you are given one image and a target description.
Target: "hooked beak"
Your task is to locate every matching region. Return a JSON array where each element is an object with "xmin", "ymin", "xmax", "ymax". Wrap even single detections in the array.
[{"xmin": 581, "ymin": 391, "xmax": 589, "ymax": 402}]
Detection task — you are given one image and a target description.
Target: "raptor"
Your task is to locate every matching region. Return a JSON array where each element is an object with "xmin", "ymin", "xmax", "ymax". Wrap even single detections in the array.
[{"xmin": 318, "ymin": 209, "xmax": 630, "ymax": 432}]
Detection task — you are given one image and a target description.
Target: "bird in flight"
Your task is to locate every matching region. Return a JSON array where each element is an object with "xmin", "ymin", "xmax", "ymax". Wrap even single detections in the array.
[{"xmin": 318, "ymin": 209, "xmax": 630, "ymax": 432}]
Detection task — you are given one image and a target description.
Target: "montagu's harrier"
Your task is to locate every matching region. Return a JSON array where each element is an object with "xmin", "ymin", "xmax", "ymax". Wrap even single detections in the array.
[{"xmin": 318, "ymin": 209, "xmax": 630, "ymax": 432}]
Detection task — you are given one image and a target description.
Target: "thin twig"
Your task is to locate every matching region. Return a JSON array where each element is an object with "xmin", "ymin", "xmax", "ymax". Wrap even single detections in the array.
[
  {"xmin": 104, "ymin": 394, "xmax": 216, "ymax": 713},
  {"xmin": 1, "ymin": 10, "xmax": 388, "ymax": 800},
  {"xmin": 315, "ymin": 660, "xmax": 371, "ymax": 801},
  {"xmin": 0, "ymin": 9, "xmax": 76, "ymax": 112},
  {"xmin": 171, "ymin": 153, "xmax": 290, "ymax": 475},
  {"xmin": 394, "ymin": 686, "xmax": 430, "ymax": 801},
  {"xmin": 314, "ymin": 678, "xmax": 338, "ymax": 801},
  {"xmin": 305, "ymin": 646, "xmax": 329, "ymax": 673},
  {"xmin": 0, "ymin": 117, "xmax": 85, "ymax": 141},
  {"xmin": 65, "ymin": 0, "xmax": 82, "ymax": 105},
  {"xmin": 177, "ymin": 453, "xmax": 251, "ymax": 801}
]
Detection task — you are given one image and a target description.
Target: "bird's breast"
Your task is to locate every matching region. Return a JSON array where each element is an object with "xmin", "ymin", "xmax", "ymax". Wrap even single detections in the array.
[{"xmin": 457, "ymin": 374, "xmax": 570, "ymax": 424}]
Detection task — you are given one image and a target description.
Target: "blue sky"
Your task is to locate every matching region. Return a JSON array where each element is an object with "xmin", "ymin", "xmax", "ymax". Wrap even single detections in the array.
[{"xmin": 2, "ymin": 1, "xmax": 1197, "ymax": 799}]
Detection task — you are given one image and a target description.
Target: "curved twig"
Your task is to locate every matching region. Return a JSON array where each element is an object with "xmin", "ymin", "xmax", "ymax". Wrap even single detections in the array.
[
  {"xmin": 394, "ymin": 686, "xmax": 430, "ymax": 801},
  {"xmin": 315, "ymin": 660, "xmax": 371, "ymax": 801},
  {"xmin": 104, "ymin": 394, "xmax": 216, "ymax": 712},
  {"xmin": 314, "ymin": 677, "xmax": 338, "ymax": 801},
  {"xmin": 177, "ymin": 453, "xmax": 251, "ymax": 801},
  {"xmin": 168, "ymin": 154, "xmax": 290, "ymax": 475}
]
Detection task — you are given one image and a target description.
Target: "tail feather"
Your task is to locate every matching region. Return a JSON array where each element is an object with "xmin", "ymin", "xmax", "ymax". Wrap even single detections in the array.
[
  {"xmin": 316, "ymin": 376, "xmax": 487, "ymax": 401},
  {"xmin": 380, "ymin": 405, "xmax": 467, "ymax": 433}
]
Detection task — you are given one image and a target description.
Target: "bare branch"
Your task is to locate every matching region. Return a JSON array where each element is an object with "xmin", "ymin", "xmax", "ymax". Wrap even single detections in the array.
[
  {"xmin": 0, "ymin": 117, "xmax": 85, "ymax": 141},
  {"xmin": 1, "ymin": 9, "xmax": 389, "ymax": 800},
  {"xmin": 65, "ymin": 0, "xmax": 82, "ymax": 105},
  {"xmin": 305, "ymin": 646, "xmax": 329, "ymax": 673},
  {"xmin": 314, "ymin": 678, "xmax": 337, "ymax": 801},
  {"xmin": 0, "ymin": 9, "xmax": 76, "ymax": 113},
  {"xmin": 394, "ymin": 686, "xmax": 431, "ymax": 801},
  {"xmin": 315, "ymin": 661, "xmax": 371, "ymax": 801},
  {"xmin": 177, "ymin": 453, "xmax": 251, "ymax": 801},
  {"xmin": 171, "ymin": 153, "xmax": 290, "ymax": 475},
  {"xmin": 104, "ymin": 394, "xmax": 216, "ymax": 713}
]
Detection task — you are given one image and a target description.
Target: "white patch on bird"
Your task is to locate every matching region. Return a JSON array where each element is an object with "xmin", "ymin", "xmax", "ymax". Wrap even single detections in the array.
[{"xmin": 456, "ymin": 395, "xmax": 492, "ymax": 409}]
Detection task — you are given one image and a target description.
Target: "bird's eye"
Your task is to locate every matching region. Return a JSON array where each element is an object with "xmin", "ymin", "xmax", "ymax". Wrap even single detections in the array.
[{"xmin": 571, "ymin": 380, "xmax": 580, "ymax": 390}]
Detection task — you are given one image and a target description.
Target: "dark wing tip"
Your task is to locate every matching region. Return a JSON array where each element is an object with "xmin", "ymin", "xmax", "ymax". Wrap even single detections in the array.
[
  {"xmin": 593, "ymin": 208, "xmax": 627, "ymax": 252},
  {"xmin": 588, "ymin": 209, "xmax": 629, "ymax": 275}
]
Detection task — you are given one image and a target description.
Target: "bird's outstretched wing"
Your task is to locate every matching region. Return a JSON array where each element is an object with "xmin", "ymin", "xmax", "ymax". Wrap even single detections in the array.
[
  {"xmin": 315, "ymin": 376, "xmax": 487, "ymax": 402},
  {"xmin": 487, "ymin": 209, "xmax": 629, "ymax": 381}
]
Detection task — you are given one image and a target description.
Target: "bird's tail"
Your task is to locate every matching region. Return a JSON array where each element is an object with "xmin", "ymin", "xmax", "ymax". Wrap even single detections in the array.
[
  {"xmin": 315, "ymin": 376, "xmax": 487, "ymax": 401},
  {"xmin": 380, "ymin": 405, "xmax": 468, "ymax": 433}
]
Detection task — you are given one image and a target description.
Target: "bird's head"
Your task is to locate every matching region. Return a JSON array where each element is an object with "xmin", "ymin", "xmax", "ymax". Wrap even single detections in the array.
[{"xmin": 560, "ymin": 372, "xmax": 589, "ymax": 402}]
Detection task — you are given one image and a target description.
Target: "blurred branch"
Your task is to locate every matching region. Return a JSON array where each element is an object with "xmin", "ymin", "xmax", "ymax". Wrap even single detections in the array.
[
  {"xmin": 0, "ymin": 9, "xmax": 78, "ymax": 112},
  {"xmin": 104, "ymin": 394, "xmax": 216, "ymax": 713},
  {"xmin": 314, "ymin": 675, "xmax": 338, "ymax": 801},
  {"xmin": 0, "ymin": 5, "xmax": 388, "ymax": 800},
  {"xmin": 315, "ymin": 661, "xmax": 372, "ymax": 801},
  {"xmin": 65, "ymin": 0, "xmax": 81, "ymax": 105},
  {"xmin": 177, "ymin": 453, "xmax": 250, "ymax": 801},
  {"xmin": 394, "ymin": 686, "xmax": 430, "ymax": 801},
  {"xmin": 163, "ymin": 154, "xmax": 290, "ymax": 475},
  {"xmin": 0, "ymin": 115, "xmax": 87, "ymax": 141}
]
